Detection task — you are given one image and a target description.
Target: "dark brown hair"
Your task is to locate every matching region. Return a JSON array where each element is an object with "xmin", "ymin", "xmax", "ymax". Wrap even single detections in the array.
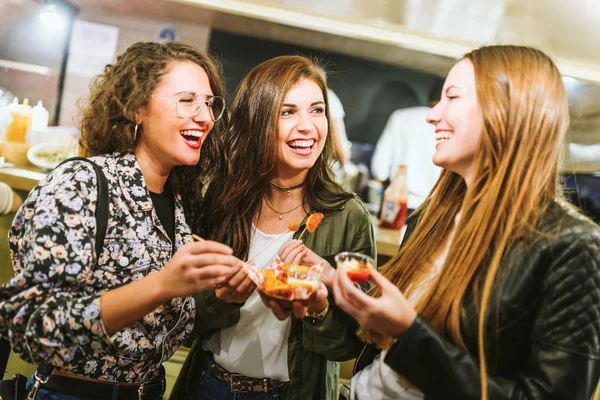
[
  {"xmin": 199, "ymin": 55, "xmax": 352, "ymax": 258},
  {"xmin": 77, "ymin": 41, "xmax": 228, "ymax": 225}
]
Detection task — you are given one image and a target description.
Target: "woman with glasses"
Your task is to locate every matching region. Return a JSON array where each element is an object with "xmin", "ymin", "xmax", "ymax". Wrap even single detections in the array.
[
  {"xmin": 0, "ymin": 41, "xmax": 237, "ymax": 399},
  {"xmin": 171, "ymin": 55, "xmax": 376, "ymax": 400}
]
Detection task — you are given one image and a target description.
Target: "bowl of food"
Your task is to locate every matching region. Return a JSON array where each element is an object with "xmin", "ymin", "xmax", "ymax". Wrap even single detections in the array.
[
  {"xmin": 27, "ymin": 141, "xmax": 74, "ymax": 170},
  {"xmin": 335, "ymin": 252, "xmax": 375, "ymax": 285},
  {"xmin": 261, "ymin": 259, "xmax": 323, "ymax": 301}
]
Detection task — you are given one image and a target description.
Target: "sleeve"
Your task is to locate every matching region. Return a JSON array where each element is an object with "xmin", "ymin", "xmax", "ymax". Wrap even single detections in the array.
[
  {"xmin": 371, "ymin": 111, "xmax": 401, "ymax": 181},
  {"xmin": 302, "ymin": 201, "xmax": 377, "ymax": 361},
  {"xmin": 0, "ymin": 161, "xmax": 114, "ymax": 366},
  {"xmin": 192, "ymin": 288, "xmax": 243, "ymax": 335},
  {"xmin": 383, "ymin": 236, "xmax": 600, "ymax": 400}
]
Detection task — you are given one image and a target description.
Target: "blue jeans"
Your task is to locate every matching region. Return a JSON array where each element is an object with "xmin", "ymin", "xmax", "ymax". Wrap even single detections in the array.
[
  {"xmin": 26, "ymin": 375, "xmax": 93, "ymax": 400},
  {"xmin": 191, "ymin": 372, "xmax": 288, "ymax": 400}
]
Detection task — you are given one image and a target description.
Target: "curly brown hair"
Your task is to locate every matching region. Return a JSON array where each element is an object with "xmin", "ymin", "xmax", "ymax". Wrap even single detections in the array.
[{"xmin": 77, "ymin": 41, "xmax": 228, "ymax": 227}]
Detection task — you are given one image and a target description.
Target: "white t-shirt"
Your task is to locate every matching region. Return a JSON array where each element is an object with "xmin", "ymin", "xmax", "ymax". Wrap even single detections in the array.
[
  {"xmin": 371, "ymin": 106, "xmax": 441, "ymax": 210},
  {"xmin": 352, "ymin": 213, "xmax": 460, "ymax": 400},
  {"xmin": 208, "ymin": 227, "xmax": 295, "ymax": 381}
]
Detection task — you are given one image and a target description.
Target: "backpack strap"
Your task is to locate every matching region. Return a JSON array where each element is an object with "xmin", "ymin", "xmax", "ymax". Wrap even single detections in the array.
[
  {"xmin": 0, "ymin": 158, "xmax": 109, "ymax": 394},
  {"xmin": 22, "ymin": 158, "xmax": 110, "ymax": 394},
  {"xmin": 56, "ymin": 157, "xmax": 109, "ymax": 258}
]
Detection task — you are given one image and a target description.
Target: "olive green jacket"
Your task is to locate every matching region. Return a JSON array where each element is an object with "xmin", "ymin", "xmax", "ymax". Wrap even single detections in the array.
[{"xmin": 170, "ymin": 195, "xmax": 376, "ymax": 400}]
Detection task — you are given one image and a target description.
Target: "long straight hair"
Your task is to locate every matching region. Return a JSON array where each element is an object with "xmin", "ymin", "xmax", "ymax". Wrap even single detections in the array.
[
  {"xmin": 198, "ymin": 55, "xmax": 351, "ymax": 258},
  {"xmin": 358, "ymin": 45, "xmax": 570, "ymax": 398}
]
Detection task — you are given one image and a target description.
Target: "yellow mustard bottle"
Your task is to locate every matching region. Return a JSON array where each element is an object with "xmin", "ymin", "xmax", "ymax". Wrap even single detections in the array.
[{"xmin": 5, "ymin": 98, "xmax": 32, "ymax": 143}]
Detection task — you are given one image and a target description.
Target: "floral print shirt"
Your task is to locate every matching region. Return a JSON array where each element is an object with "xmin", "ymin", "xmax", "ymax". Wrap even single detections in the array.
[{"xmin": 0, "ymin": 152, "xmax": 195, "ymax": 383}]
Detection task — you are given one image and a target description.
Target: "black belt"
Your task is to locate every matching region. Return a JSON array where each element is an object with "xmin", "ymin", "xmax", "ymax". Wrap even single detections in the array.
[
  {"xmin": 210, "ymin": 362, "xmax": 290, "ymax": 393},
  {"xmin": 40, "ymin": 374, "xmax": 165, "ymax": 400}
]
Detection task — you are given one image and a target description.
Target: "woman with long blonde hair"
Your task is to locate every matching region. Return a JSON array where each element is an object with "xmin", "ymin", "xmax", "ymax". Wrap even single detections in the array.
[{"xmin": 332, "ymin": 45, "xmax": 600, "ymax": 399}]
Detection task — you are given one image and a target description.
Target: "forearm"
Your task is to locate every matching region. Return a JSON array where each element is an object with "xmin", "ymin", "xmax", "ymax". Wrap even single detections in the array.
[
  {"xmin": 100, "ymin": 272, "xmax": 169, "ymax": 335},
  {"xmin": 384, "ymin": 317, "xmax": 600, "ymax": 400}
]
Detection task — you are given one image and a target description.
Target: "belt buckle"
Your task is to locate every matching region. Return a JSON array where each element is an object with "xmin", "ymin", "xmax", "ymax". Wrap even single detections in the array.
[
  {"xmin": 229, "ymin": 373, "xmax": 249, "ymax": 393},
  {"xmin": 263, "ymin": 378, "xmax": 269, "ymax": 393}
]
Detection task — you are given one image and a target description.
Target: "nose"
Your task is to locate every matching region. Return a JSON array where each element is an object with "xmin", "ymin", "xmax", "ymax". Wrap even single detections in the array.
[
  {"xmin": 426, "ymin": 102, "xmax": 442, "ymax": 126},
  {"xmin": 191, "ymin": 103, "xmax": 212, "ymax": 124},
  {"xmin": 296, "ymin": 111, "xmax": 314, "ymax": 133}
]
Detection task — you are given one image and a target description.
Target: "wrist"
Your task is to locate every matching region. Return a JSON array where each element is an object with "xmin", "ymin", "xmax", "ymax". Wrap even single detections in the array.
[
  {"xmin": 148, "ymin": 271, "xmax": 172, "ymax": 304},
  {"xmin": 306, "ymin": 298, "xmax": 330, "ymax": 321},
  {"xmin": 392, "ymin": 307, "xmax": 418, "ymax": 337}
]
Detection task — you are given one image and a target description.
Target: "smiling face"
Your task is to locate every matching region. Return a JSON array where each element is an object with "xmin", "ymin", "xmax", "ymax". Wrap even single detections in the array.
[
  {"xmin": 275, "ymin": 78, "xmax": 328, "ymax": 179},
  {"xmin": 136, "ymin": 60, "xmax": 215, "ymax": 172},
  {"xmin": 426, "ymin": 58, "xmax": 484, "ymax": 185}
]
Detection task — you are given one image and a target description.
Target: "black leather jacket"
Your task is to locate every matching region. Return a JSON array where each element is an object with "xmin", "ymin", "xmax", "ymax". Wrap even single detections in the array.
[{"xmin": 355, "ymin": 202, "xmax": 600, "ymax": 399}]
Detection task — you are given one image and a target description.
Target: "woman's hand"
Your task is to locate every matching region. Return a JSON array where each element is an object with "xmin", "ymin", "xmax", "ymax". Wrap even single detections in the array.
[
  {"xmin": 278, "ymin": 240, "xmax": 335, "ymax": 289},
  {"xmin": 332, "ymin": 267, "xmax": 417, "ymax": 338},
  {"xmin": 157, "ymin": 240, "xmax": 240, "ymax": 299},
  {"xmin": 215, "ymin": 266, "xmax": 257, "ymax": 304},
  {"xmin": 258, "ymin": 283, "xmax": 329, "ymax": 321},
  {"xmin": 278, "ymin": 239, "xmax": 308, "ymax": 265}
]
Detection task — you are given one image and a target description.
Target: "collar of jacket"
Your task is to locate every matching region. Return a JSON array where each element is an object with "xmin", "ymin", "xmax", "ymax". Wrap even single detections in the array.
[
  {"xmin": 110, "ymin": 151, "xmax": 154, "ymax": 213},
  {"xmin": 294, "ymin": 188, "xmax": 353, "ymax": 230}
]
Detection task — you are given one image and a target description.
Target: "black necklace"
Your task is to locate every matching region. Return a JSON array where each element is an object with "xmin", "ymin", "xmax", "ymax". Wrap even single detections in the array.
[{"xmin": 269, "ymin": 181, "xmax": 304, "ymax": 197}]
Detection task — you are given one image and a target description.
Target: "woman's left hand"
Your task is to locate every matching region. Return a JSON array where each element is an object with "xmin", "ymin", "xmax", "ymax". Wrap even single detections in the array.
[
  {"xmin": 332, "ymin": 266, "xmax": 418, "ymax": 338},
  {"xmin": 278, "ymin": 240, "xmax": 335, "ymax": 289},
  {"xmin": 259, "ymin": 283, "xmax": 329, "ymax": 321}
]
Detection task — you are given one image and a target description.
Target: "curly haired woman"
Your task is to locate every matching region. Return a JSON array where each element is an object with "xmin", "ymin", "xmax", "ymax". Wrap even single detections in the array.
[{"xmin": 0, "ymin": 42, "xmax": 239, "ymax": 399}]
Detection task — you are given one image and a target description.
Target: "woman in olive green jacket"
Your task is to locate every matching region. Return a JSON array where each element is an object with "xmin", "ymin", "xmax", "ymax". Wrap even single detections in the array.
[{"xmin": 171, "ymin": 56, "xmax": 376, "ymax": 400}]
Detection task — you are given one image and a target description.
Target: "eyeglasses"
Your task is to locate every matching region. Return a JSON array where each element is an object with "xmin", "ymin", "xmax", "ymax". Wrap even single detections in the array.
[{"xmin": 151, "ymin": 92, "xmax": 226, "ymax": 122}]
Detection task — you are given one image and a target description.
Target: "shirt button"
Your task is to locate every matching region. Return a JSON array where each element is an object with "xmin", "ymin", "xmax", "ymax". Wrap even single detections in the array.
[{"xmin": 119, "ymin": 257, "xmax": 129, "ymax": 267}]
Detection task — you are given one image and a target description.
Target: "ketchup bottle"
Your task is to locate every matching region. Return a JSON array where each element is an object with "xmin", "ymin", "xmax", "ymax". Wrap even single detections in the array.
[{"xmin": 379, "ymin": 164, "xmax": 408, "ymax": 230}]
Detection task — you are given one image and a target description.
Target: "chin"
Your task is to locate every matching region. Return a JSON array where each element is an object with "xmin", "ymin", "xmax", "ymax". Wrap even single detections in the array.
[
  {"xmin": 293, "ymin": 160, "xmax": 318, "ymax": 171},
  {"xmin": 175, "ymin": 152, "xmax": 201, "ymax": 167}
]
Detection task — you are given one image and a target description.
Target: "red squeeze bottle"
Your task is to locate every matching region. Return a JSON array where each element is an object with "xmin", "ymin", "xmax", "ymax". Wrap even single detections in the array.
[{"xmin": 379, "ymin": 164, "xmax": 408, "ymax": 230}]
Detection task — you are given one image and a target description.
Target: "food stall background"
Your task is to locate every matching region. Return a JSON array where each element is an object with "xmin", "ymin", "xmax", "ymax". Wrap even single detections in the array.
[{"xmin": 1, "ymin": 0, "xmax": 599, "ymax": 397}]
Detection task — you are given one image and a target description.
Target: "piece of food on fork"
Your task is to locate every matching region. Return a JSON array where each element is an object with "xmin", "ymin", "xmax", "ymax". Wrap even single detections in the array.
[{"xmin": 297, "ymin": 212, "xmax": 324, "ymax": 241}]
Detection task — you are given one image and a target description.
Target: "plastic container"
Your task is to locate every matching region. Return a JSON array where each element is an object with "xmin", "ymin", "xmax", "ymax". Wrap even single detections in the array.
[
  {"xmin": 245, "ymin": 257, "xmax": 323, "ymax": 301},
  {"xmin": 5, "ymin": 98, "xmax": 32, "ymax": 143},
  {"xmin": 335, "ymin": 252, "xmax": 375, "ymax": 285}
]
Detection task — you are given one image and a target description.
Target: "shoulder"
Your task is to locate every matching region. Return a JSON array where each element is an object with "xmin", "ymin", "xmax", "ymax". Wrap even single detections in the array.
[
  {"xmin": 326, "ymin": 195, "xmax": 371, "ymax": 226},
  {"xmin": 538, "ymin": 201, "xmax": 600, "ymax": 250},
  {"xmin": 41, "ymin": 158, "xmax": 98, "ymax": 191},
  {"xmin": 389, "ymin": 106, "xmax": 430, "ymax": 120}
]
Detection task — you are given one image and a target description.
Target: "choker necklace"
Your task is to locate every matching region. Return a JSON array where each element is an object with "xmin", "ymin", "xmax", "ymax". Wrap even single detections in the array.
[
  {"xmin": 263, "ymin": 196, "xmax": 303, "ymax": 220},
  {"xmin": 269, "ymin": 181, "xmax": 305, "ymax": 198}
]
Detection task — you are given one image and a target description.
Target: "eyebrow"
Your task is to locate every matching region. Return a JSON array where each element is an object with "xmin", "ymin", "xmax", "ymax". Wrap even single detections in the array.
[
  {"xmin": 281, "ymin": 101, "xmax": 326, "ymax": 107},
  {"xmin": 445, "ymin": 85, "xmax": 460, "ymax": 93}
]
